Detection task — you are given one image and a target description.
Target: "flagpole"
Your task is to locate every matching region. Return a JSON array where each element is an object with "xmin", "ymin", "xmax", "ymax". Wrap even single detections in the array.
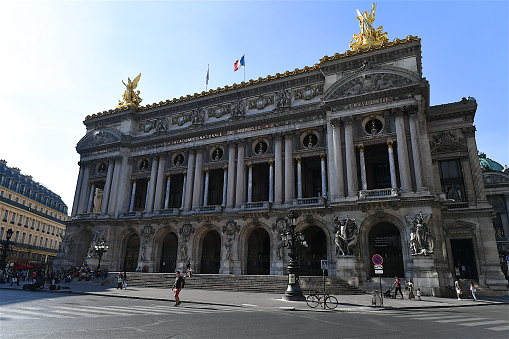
[
  {"xmin": 243, "ymin": 55, "xmax": 245, "ymax": 83},
  {"xmin": 206, "ymin": 64, "xmax": 209, "ymax": 92}
]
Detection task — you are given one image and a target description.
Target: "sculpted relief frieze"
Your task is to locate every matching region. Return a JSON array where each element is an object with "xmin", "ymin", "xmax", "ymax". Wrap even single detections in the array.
[
  {"xmin": 328, "ymin": 73, "xmax": 415, "ymax": 100},
  {"xmin": 294, "ymin": 84, "xmax": 323, "ymax": 101},
  {"xmin": 430, "ymin": 131, "xmax": 467, "ymax": 154},
  {"xmin": 248, "ymin": 95, "xmax": 275, "ymax": 110},
  {"xmin": 77, "ymin": 129, "xmax": 121, "ymax": 151}
]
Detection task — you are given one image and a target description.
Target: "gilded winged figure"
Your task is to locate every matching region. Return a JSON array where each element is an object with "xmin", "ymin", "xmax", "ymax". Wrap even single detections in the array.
[{"xmin": 118, "ymin": 73, "xmax": 142, "ymax": 107}]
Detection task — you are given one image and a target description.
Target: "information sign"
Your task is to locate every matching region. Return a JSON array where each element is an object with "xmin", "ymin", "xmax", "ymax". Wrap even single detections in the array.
[
  {"xmin": 321, "ymin": 260, "xmax": 328, "ymax": 270},
  {"xmin": 372, "ymin": 254, "xmax": 383, "ymax": 265}
]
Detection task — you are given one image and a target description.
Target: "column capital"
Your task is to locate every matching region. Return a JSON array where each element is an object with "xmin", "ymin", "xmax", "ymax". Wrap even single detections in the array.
[
  {"xmin": 342, "ymin": 115, "xmax": 353, "ymax": 124},
  {"xmin": 227, "ymin": 140, "xmax": 237, "ymax": 146},
  {"xmin": 462, "ymin": 126, "xmax": 476, "ymax": 138},
  {"xmin": 296, "ymin": 157, "xmax": 301, "ymax": 164},
  {"xmin": 405, "ymin": 104, "xmax": 419, "ymax": 115},
  {"xmin": 247, "ymin": 163, "xmax": 252, "ymax": 169},
  {"xmin": 273, "ymin": 132, "xmax": 284, "ymax": 140},
  {"xmin": 268, "ymin": 160, "xmax": 274, "ymax": 167},
  {"xmin": 330, "ymin": 117, "xmax": 341, "ymax": 127},
  {"xmin": 391, "ymin": 106, "xmax": 404, "ymax": 117},
  {"xmin": 358, "ymin": 145, "xmax": 365, "ymax": 152},
  {"xmin": 183, "ymin": 171, "xmax": 187, "ymax": 177},
  {"xmin": 223, "ymin": 166, "xmax": 228, "ymax": 172},
  {"xmin": 204, "ymin": 169, "xmax": 209, "ymax": 174},
  {"xmin": 387, "ymin": 141, "xmax": 394, "ymax": 148},
  {"xmin": 186, "ymin": 147, "xmax": 197, "ymax": 153},
  {"xmin": 320, "ymin": 154, "xmax": 326, "ymax": 160}
]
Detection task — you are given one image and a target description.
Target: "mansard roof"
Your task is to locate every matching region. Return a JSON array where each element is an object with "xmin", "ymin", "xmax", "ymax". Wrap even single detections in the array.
[
  {"xmin": 0, "ymin": 160, "xmax": 68, "ymax": 214},
  {"xmin": 84, "ymin": 35, "xmax": 420, "ymax": 122}
]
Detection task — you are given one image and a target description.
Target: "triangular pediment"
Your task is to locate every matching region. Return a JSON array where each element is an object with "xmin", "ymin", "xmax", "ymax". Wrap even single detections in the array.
[{"xmin": 76, "ymin": 128, "xmax": 123, "ymax": 152}]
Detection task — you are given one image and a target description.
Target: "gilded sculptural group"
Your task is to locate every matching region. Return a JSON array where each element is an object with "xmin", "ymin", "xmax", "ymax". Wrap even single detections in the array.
[{"xmin": 350, "ymin": 3, "xmax": 388, "ymax": 51}]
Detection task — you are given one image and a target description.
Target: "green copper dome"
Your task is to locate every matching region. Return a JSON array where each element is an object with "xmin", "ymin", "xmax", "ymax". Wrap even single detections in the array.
[{"xmin": 479, "ymin": 153, "xmax": 504, "ymax": 171}]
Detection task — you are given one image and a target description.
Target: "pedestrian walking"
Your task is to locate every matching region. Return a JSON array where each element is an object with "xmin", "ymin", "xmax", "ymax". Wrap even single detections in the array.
[
  {"xmin": 416, "ymin": 288, "xmax": 422, "ymax": 300},
  {"xmin": 122, "ymin": 271, "xmax": 127, "ymax": 289},
  {"xmin": 172, "ymin": 271, "xmax": 185, "ymax": 306},
  {"xmin": 185, "ymin": 259, "xmax": 192, "ymax": 277},
  {"xmin": 455, "ymin": 279, "xmax": 462, "ymax": 300},
  {"xmin": 116, "ymin": 273, "xmax": 123, "ymax": 289},
  {"xmin": 393, "ymin": 277, "xmax": 403, "ymax": 299},
  {"xmin": 406, "ymin": 279, "xmax": 415, "ymax": 299},
  {"xmin": 470, "ymin": 282, "xmax": 477, "ymax": 301},
  {"xmin": 101, "ymin": 269, "xmax": 108, "ymax": 286}
]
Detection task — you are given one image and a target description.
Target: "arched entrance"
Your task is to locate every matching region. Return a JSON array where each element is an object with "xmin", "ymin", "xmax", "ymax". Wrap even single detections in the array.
[
  {"xmin": 246, "ymin": 228, "xmax": 270, "ymax": 275},
  {"xmin": 200, "ymin": 231, "xmax": 220, "ymax": 273},
  {"xmin": 160, "ymin": 232, "xmax": 178, "ymax": 273},
  {"xmin": 124, "ymin": 234, "xmax": 140, "ymax": 272},
  {"xmin": 300, "ymin": 226, "xmax": 327, "ymax": 276},
  {"xmin": 368, "ymin": 223, "xmax": 404, "ymax": 277},
  {"xmin": 74, "ymin": 231, "xmax": 93, "ymax": 266}
]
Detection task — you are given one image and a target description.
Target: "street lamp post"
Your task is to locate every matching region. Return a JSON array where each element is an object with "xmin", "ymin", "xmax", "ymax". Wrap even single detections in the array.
[
  {"xmin": 94, "ymin": 240, "xmax": 109, "ymax": 270},
  {"xmin": 0, "ymin": 229, "xmax": 14, "ymax": 284},
  {"xmin": 281, "ymin": 211, "xmax": 308, "ymax": 301}
]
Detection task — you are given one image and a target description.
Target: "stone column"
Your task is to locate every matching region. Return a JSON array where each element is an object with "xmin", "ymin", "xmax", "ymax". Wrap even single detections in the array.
[
  {"xmin": 344, "ymin": 117, "xmax": 358, "ymax": 198},
  {"xmin": 247, "ymin": 164, "xmax": 253, "ymax": 203},
  {"xmin": 284, "ymin": 133, "xmax": 294, "ymax": 204},
  {"xmin": 463, "ymin": 126, "xmax": 488, "ymax": 203},
  {"xmin": 326, "ymin": 121, "xmax": 337, "ymax": 200},
  {"xmin": 164, "ymin": 175, "xmax": 171, "ymax": 209},
  {"xmin": 320, "ymin": 154, "xmax": 327, "ymax": 198},
  {"xmin": 71, "ymin": 163, "xmax": 85, "ymax": 217},
  {"xmin": 358, "ymin": 145, "xmax": 367, "ymax": 190},
  {"xmin": 226, "ymin": 142, "xmax": 236, "ymax": 208},
  {"xmin": 184, "ymin": 149, "xmax": 196, "ymax": 211},
  {"xmin": 332, "ymin": 118, "xmax": 344, "ymax": 198},
  {"xmin": 144, "ymin": 178, "xmax": 150, "ymax": 211},
  {"xmin": 394, "ymin": 109, "xmax": 412, "ymax": 193},
  {"xmin": 146, "ymin": 156, "xmax": 159, "ymax": 213},
  {"xmin": 274, "ymin": 135, "xmax": 283, "ymax": 205},
  {"xmin": 153, "ymin": 153, "xmax": 167, "ymax": 212},
  {"xmin": 192, "ymin": 148, "xmax": 204, "ymax": 209},
  {"xmin": 100, "ymin": 158, "xmax": 115, "ymax": 215},
  {"xmin": 129, "ymin": 180, "xmax": 137, "ymax": 212},
  {"xmin": 268, "ymin": 161, "xmax": 274, "ymax": 203},
  {"xmin": 222, "ymin": 167, "xmax": 228, "ymax": 206},
  {"xmin": 235, "ymin": 141, "xmax": 245, "ymax": 208},
  {"xmin": 114, "ymin": 155, "xmax": 131, "ymax": 216},
  {"xmin": 296, "ymin": 157, "xmax": 303, "ymax": 199},
  {"xmin": 387, "ymin": 141, "xmax": 398, "ymax": 189},
  {"xmin": 181, "ymin": 172, "xmax": 187, "ymax": 209},
  {"xmin": 87, "ymin": 183, "xmax": 96, "ymax": 213},
  {"xmin": 203, "ymin": 169, "xmax": 210, "ymax": 206},
  {"xmin": 77, "ymin": 164, "xmax": 91, "ymax": 214},
  {"xmin": 408, "ymin": 109, "xmax": 426, "ymax": 192},
  {"xmin": 107, "ymin": 156, "xmax": 122, "ymax": 215}
]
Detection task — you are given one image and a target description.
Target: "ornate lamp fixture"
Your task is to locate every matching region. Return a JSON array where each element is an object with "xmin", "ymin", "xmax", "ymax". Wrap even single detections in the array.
[
  {"xmin": 0, "ymin": 228, "xmax": 14, "ymax": 284},
  {"xmin": 94, "ymin": 240, "xmax": 109, "ymax": 270}
]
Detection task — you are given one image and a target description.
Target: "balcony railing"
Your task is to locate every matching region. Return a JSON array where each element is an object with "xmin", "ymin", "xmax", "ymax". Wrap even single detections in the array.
[
  {"xmin": 446, "ymin": 201, "xmax": 469, "ymax": 210},
  {"xmin": 244, "ymin": 201, "xmax": 271, "ymax": 209},
  {"xmin": 195, "ymin": 205, "xmax": 222, "ymax": 212},
  {"xmin": 358, "ymin": 188, "xmax": 399, "ymax": 199},
  {"xmin": 297, "ymin": 197, "xmax": 326, "ymax": 205}
]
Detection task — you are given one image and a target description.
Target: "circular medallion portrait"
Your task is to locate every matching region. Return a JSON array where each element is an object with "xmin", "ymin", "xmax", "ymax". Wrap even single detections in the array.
[
  {"xmin": 174, "ymin": 154, "xmax": 184, "ymax": 166},
  {"xmin": 303, "ymin": 134, "xmax": 318, "ymax": 148}
]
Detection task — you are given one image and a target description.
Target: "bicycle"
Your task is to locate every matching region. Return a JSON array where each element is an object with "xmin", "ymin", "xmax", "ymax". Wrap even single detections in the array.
[{"xmin": 306, "ymin": 290, "xmax": 339, "ymax": 309}]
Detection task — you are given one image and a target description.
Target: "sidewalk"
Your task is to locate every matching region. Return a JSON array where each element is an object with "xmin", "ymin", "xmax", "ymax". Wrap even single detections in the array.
[{"xmin": 2, "ymin": 281, "xmax": 508, "ymax": 312}]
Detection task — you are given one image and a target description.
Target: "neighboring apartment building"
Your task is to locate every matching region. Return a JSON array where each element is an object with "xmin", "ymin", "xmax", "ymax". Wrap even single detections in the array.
[
  {"xmin": 61, "ymin": 30, "xmax": 507, "ymax": 294},
  {"xmin": 0, "ymin": 160, "xmax": 68, "ymax": 271}
]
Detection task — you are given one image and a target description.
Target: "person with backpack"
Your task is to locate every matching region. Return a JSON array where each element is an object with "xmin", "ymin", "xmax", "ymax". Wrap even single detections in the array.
[{"xmin": 172, "ymin": 271, "xmax": 185, "ymax": 306}]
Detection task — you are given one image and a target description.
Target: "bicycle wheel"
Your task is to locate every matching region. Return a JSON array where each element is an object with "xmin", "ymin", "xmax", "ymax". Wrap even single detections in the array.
[
  {"xmin": 325, "ymin": 295, "xmax": 338, "ymax": 309},
  {"xmin": 306, "ymin": 294, "xmax": 320, "ymax": 308}
]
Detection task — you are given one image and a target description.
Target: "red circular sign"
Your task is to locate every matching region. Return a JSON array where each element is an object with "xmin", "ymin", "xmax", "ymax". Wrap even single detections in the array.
[{"xmin": 372, "ymin": 254, "xmax": 383, "ymax": 265}]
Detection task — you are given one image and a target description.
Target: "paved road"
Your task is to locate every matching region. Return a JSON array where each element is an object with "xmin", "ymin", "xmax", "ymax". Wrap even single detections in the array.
[{"xmin": 1, "ymin": 289, "xmax": 508, "ymax": 339}]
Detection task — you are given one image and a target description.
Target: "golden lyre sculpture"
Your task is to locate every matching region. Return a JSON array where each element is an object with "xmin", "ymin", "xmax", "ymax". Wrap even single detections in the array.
[
  {"xmin": 118, "ymin": 73, "xmax": 142, "ymax": 107},
  {"xmin": 349, "ymin": 3, "xmax": 388, "ymax": 51}
]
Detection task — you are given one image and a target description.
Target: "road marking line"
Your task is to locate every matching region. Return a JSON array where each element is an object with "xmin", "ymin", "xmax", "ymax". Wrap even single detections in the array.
[
  {"xmin": 49, "ymin": 309, "xmax": 103, "ymax": 317},
  {"xmin": 436, "ymin": 318, "xmax": 488, "ymax": 323},
  {"xmin": 486, "ymin": 325, "xmax": 509, "ymax": 331},
  {"xmin": 58, "ymin": 306, "xmax": 123, "ymax": 316},
  {"xmin": 413, "ymin": 315, "xmax": 468, "ymax": 321},
  {"xmin": 460, "ymin": 320, "xmax": 508, "ymax": 327},
  {"xmin": 3, "ymin": 308, "xmax": 72, "ymax": 318},
  {"xmin": 0, "ymin": 312, "xmax": 38, "ymax": 320}
]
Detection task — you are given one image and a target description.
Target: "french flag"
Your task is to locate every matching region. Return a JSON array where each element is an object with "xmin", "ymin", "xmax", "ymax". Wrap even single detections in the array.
[{"xmin": 234, "ymin": 55, "xmax": 245, "ymax": 71}]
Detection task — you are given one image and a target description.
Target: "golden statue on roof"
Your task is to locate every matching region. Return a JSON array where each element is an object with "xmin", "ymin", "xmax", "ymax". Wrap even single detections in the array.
[
  {"xmin": 118, "ymin": 73, "xmax": 142, "ymax": 108},
  {"xmin": 349, "ymin": 3, "xmax": 388, "ymax": 51}
]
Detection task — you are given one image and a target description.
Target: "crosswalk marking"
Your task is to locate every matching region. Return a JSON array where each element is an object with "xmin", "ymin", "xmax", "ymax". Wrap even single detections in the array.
[
  {"xmin": 435, "ymin": 317, "xmax": 480, "ymax": 323},
  {"xmin": 487, "ymin": 325, "xmax": 509, "ymax": 331},
  {"xmin": 460, "ymin": 320, "xmax": 508, "ymax": 327}
]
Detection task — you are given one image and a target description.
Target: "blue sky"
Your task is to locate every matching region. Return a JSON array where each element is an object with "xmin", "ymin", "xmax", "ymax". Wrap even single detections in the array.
[{"xmin": 1, "ymin": 1, "xmax": 507, "ymax": 211}]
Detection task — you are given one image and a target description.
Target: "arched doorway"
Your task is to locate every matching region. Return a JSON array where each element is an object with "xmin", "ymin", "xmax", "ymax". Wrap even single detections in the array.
[
  {"xmin": 74, "ymin": 232, "xmax": 93, "ymax": 266},
  {"xmin": 368, "ymin": 223, "xmax": 404, "ymax": 277},
  {"xmin": 200, "ymin": 231, "xmax": 220, "ymax": 273},
  {"xmin": 247, "ymin": 228, "xmax": 270, "ymax": 275},
  {"xmin": 300, "ymin": 226, "xmax": 327, "ymax": 276},
  {"xmin": 124, "ymin": 234, "xmax": 140, "ymax": 272},
  {"xmin": 160, "ymin": 233, "xmax": 178, "ymax": 273}
]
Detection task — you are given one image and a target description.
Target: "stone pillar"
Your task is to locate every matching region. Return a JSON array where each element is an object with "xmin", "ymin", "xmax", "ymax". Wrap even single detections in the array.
[
  {"xmin": 274, "ymin": 135, "xmax": 283, "ymax": 205},
  {"xmin": 129, "ymin": 180, "xmax": 137, "ymax": 212},
  {"xmin": 153, "ymin": 154, "xmax": 167, "ymax": 212},
  {"xmin": 320, "ymin": 154, "xmax": 327, "ymax": 198},
  {"xmin": 100, "ymin": 158, "xmax": 115, "ymax": 215},
  {"xmin": 394, "ymin": 109, "xmax": 412, "ymax": 193},
  {"xmin": 296, "ymin": 157, "xmax": 302, "ymax": 199},
  {"xmin": 332, "ymin": 118, "xmax": 344, "ymax": 198},
  {"xmin": 107, "ymin": 157, "xmax": 122, "ymax": 215},
  {"xmin": 235, "ymin": 141, "xmax": 245, "ymax": 208},
  {"xmin": 358, "ymin": 145, "xmax": 367, "ymax": 191},
  {"xmin": 77, "ymin": 164, "xmax": 91, "ymax": 214},
  {"xmin": 326, "ymin": 121, "xmax": 337, "ymax": 200},
  {"xmin": 146, "ymin": 156, "xmax": 159, "ymax": 213},
  {"xmin": 184, "ymin": 149, "xmax": 196, "ymax": 211},
  {"xmin": 192, "ymin": 148, "xmax": 204, "ymax": 209},
  {"xmin": 203, "ymin": 169, "xmax": 210, "ymax": 206},
  {"xmin": 408, "ymin": 110, "xmax": 426, "ymax": 192},
  {"xmin": 344, "ymin": 117, "xmax": 358, "ymax": 198},
  {"xmin": 226, "ymin": 142, "xmax": 236, "ymax": 208},
  {"xmin": 387, "ymin": 141, "xmax": 398, "ymax": 189},
  {"xmin": 247, "ymin": 164, "xmax": 253, "ymax": 203},
  {"xmin": 114, "ymin": 155, "xmax": 131, "ymax": 216},
  {"xmin": 144, "ymin": 179, "xmax": 150, "ymax": 211},
  {"xmin": 284, "ymin": 134, "xmax": 294, "ymax": 204},
  {"xmin": 87, "ymin": 183, "xmax": 96, "ymax": 213},
  {"xmin": 71, "ymin": 163, "xmax": 85, "ymax": 217},
  {"xmin": 463, "ymin": 126, "xmax": 488, "ymax": 203},
  {"xmin": 164, "ymin": 175, "xmax": 171, "ymax": 209},
  {"xmin": 222, "ymin": 167, "xmax": 228, "ymax": 206},
  {"xmin": 181, "ymin": 172, "xmax": 187, "ymax": 209},
  {"xmin": 268, "ymin": 161, "xmax": 274, "ymax": 204}
]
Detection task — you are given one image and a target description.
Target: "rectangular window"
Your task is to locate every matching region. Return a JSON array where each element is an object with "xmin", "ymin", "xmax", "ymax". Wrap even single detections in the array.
[
  {"xmin": 34, "ymin": 235, "xmax": 38, "ymax": 246},
  {"xmin": 50, "ymin": 239, "xmax": 53, "ymax": 249},
  {"xmin": 0, "ymin": 191, "xmax": 3, "ymax": 197},
  {"xmin": 28, "ymin": 234, "xmax": 32, "ymax": 245},
  {"xmin": 31, "ymin": 219, "xmax": 35, "ymax": 229},
  {"xmin": 10, "ymin": 212, "xmax": 16, "ymax": 224},
  {"xmin": 439, "ymin": 159, "xmax": 467, "ymax": 202},
  {"xmin": 51, "ymin": 226, "xmax": 55, "ymax": 235},
  {"xmin": 0, "ymin": 227, "xmax": 4, "ymax": 240},
  {"xmin": 18, "ymin": 215, "xmax": 23, "ymax": 226},
  {"xmin": 14, "ymin": 231, "xmax": 19, "ymax": 243},
  {"xmin": 15, "ymin": 197, "xmax": 19, "ymax": 203},
  {"xmin": 25, "ymin": 217, "xmax": 29, "ymax": 227},
  {"xmin": 42, "ymin": 223, "xmax": 45, "ymax": 232},
  {"xmin": 21, "ymin": 232, "xmax": 26, "ymax": 244},
  {"xmin": 36, "ymin": 221, "xmax": 40, "ymax": 231},
  {"xmin": 39, "ymin": 237, "xmax": 43, "ymax": 247},
  {"xmin": 2, "ymin": 210, "xmax": 8, "ymax": 222},
  {"xmin": 44, "ymin": 238, "xmax": 48, "ymax": 248}
]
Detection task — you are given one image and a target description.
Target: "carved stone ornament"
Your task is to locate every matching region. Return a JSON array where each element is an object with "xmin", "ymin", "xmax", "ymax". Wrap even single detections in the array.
[
  {"xmin": 294, "ymin": 84, "xmax": 323, "ymax": 101},
  {"xmin": 405, "ymin": 212, "xmax": 434, "ymax": 256},
  {"xmin": 78, "ymin": 130, "xmax": 121, "ymax": 150},
  {"xmin": 141, "ymin": 225, "xmax": 155, "ymax": 238},
  {"xmin": 179, "ymin": 222, "xmax": 195, "ymax": 237},
  {"xmin": 155, "ymin": 117, "xmax": 170, "ymax": 132},
  {"xmin": 231, "ymin": 99, "xmax": 246, "ymax": 118},
  {"xmin": 223, "ymin": 220, "xmax": 240, "ymax": 235},
  {"xmin": 191, "ymin": 108, "xmax": 205, "ymax": 125},
  {"xmin": 172, "ymin": 113, "xmax": 191, "ymax": 126},
  {"xmin": 56, "ymin": 232, "xmax": 74, "ymax": 259},
  {"xmin": 139, "ymin": 120, "xmax": 155, "ymax": 133},
  {"xmin": 208, "ymin": 104, "xmax": 231, "ymax": 119},
  {"xmin": 483, "ymin": 172, "xmax": 509, "ymax": 186},
  {"xmin": 328, "ymin": 73, "xmax": 414, "ymax": 100},
  {"xmin": 334, "ymin": 217, "xmax": 359, "ymax": 256},
  {"xmin": 248, "ymin": 95, "xmax": 274, "ymax": 110},
  {"xmin": 275, "ymin": 89, "xmax": 292, "ymax": 108},
  {"xmin": 272, "ymin": 216, "xmax": 288, "ymax": 233},
  {"xmin": 429, "ymin": 131, "xmax": 467, "ymax": 154},
  {"xmin": 225, "ymin": 238, "xmax": 233, "ymax": 261}
]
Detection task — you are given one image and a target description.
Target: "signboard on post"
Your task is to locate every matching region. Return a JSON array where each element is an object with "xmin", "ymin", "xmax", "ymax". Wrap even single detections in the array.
[
  {"xmin": 373, "ymin": 254, "xmax": 384, "ymax": 306},
  {"xmin": 321, "ymin": 260, "xmax": 328, "ymax": 270}
]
